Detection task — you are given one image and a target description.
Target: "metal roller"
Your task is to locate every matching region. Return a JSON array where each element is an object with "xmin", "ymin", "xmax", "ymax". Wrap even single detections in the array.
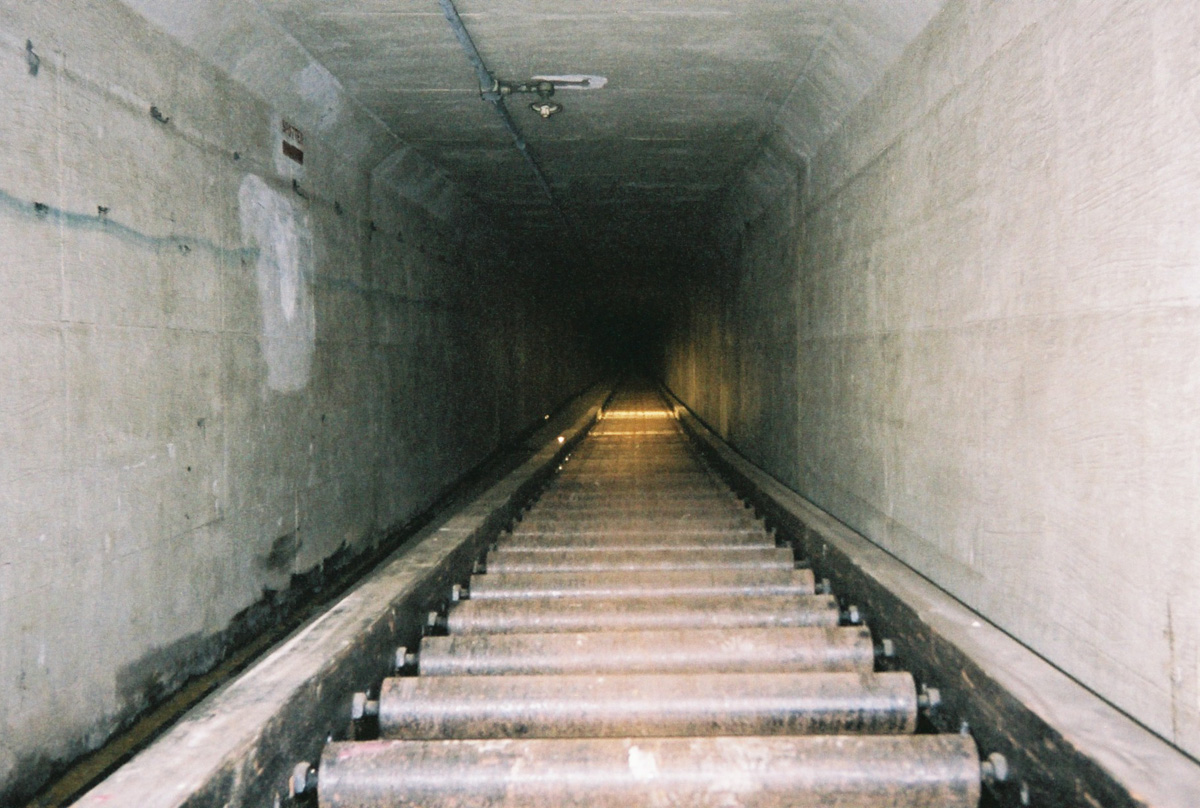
[
  {"xmin": 557, "ymin": 455, "xmax": 697, "ymax": 463},
  {"xmin": 313, "ymin": 735, "xmax": 982, "ymax": 808},
  {"xmin": 554, "ymin": 465, "xmax": 699, "ymax": 475},
  {"xmin": 549, "ymin": 475, "xmax": 709, "ymax": 485},
  {"xmin": 525, "ymin": 503, "xmax": 743, "ymax": 515},
  {"xmin": 495, "ymin": 532, "xmax": 774, "ymax": 551},
  {"xmin": 517, "ymin": 505, "xmax": 753, "ymax": 521},
  {"xmin": 544, "ymin": 473, "xmax": 700, "ymax": 480},
  {"xmin": 549, "ymin": 471, "xmax": 713, "ymax": 479},
  {"xmin": 535, "ymin": 487, "xmax": 739, "ymax": 501},
  {"xmin": 513, "ymin": 511, "xmax": 755, "ymax": 526},
  {"xmin": 535, "ymin": 488, "xmax": 729, "ymax": 499},
  {"xmin": 553, "ymin": 471, "xmax": 711, "ymax": 481},
  {"xmin": 509, "ymin": 525, "xmax": 770, "ymax": 541},
  {"xmin": 376, "ymin": 671, "xmax": 917, "ymax": 739},
  {"xmin": 527, "ymin": 494, "xmax": 740, "ymax": 508},
  {"xmin": 549, "ymin": 465, "xmax": 706, "ymax": 472},
  {"xmin": 548, "ymin": 480, "xmax": 725, "ymax": 493},
  {"xmin": 526, "ymin": 495, "xmax": 742, "ymax": 507},
  {"xmin": 483, "ymin": 547, "xmax": 794, "ymax": 573},
  {"xmin": 512, "ymin": 515, "xmax": 760, "ymax": 532},
  {"xmin": 445, "ymin": 594, "xmax": 841, "ymax": 634},
  {"xmin": 416, "ymin": 626, "xmax": 875, "ymax": 676},
  {"xmin": 467, "ymin": 568, "xmax": 815, "ymax": 600}
]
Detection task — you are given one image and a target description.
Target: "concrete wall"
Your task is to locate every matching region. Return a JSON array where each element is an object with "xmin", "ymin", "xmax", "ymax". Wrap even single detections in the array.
[
  {"xmin": 667, "ymin": 0, "xmax": 1200, "ymax": 759},
  {"xmin": 666, "ymin": 139, "xmax": 805, "ymax": 483},
  {"xmin": 0, "ymin": 3, "xmax": 590, "ymax": 801}
]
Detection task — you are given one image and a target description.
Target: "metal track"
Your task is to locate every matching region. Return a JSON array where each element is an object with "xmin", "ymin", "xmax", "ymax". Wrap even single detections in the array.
[{"xmin": 291, "ymin": 383, "xmax": 1001, "ymax": 807}]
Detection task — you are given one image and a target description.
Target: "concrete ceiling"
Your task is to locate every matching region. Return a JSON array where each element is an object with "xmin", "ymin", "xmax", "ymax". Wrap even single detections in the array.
[
  {"xmin": 125, "ymin": 0, "xmax": 945, "ymax": 279},
  {"xmin": 253, "ymin": 1, "xmax": 825, "ymax": 262}
]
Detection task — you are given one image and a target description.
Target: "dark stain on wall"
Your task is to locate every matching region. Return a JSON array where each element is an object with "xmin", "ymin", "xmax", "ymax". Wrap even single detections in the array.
[
  {"xmin": 116, "ymin": 633, "xmax": 225, "ymax": 717},
  {"xmin": 260, "ymin": 531, "xmax": 302, "ymax": 573}
]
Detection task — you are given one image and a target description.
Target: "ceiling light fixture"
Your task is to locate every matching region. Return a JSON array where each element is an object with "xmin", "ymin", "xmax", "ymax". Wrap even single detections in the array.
[
  {"xmin": 437, "ymin": 0, "xmax": 563, "ymax": 218},
  {"xmin": 529, "ymin": 81, "xmax": 562, "ymax": 119},
  {"xmin": 530, "ymin": 100, "xmax": 563, "ymax": 119},
  {"xmin": 486, "ymin": 78, "xmax": 566, "ymax": 118}
]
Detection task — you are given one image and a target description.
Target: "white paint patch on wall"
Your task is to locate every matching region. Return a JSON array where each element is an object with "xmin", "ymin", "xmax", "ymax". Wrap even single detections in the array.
[{"xmin": 238, "ymin": 174, "xmax": 315, "ymax": 393}]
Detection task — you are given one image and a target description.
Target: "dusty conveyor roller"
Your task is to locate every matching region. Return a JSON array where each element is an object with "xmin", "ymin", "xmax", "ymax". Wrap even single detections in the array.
[
  {"xmin": 313, "ymin": 735, "xmax": 982, "ymax": 808},
  {"xmin": 512, "ymin": 514, "xmax": 761, "ymax": 532},
  {"xmin": 375, "ymin": 671, "xmax": 918, "ymax": 739},
  {"xmin": 442, "ymin": 594, "xmax": 842, "ymax": 634},
  {"xmin": 466, "ymin": 568, "xmax": 816, "ymax": 600},
  {"xmin": 416, "ymin": 626, "xmax": 876, "ymax": 676},
  {"xmin": 482, "ymin": 546, "xmax": 795, "ymax": 573},
  {"xmin": 495, "ymin": 531, "xmax": 775, "ymax": 551}
]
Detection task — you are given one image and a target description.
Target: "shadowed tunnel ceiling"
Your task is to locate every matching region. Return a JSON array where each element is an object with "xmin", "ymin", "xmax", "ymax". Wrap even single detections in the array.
[{"xmin": 124, "ymin": 0, "xmax": 946, "ymax": 309}]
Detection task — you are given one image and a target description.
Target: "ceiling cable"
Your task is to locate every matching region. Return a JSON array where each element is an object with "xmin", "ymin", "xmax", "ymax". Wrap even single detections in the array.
[{"xmin": 436, "ymin": 0, "xmax": 568, "ymax": 228}]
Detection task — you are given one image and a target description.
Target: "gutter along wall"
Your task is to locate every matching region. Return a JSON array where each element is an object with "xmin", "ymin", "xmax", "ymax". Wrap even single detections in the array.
[
  {"xmin": 0, "ymin": 2, "xmax": 593, "ymax": 802},
  {"xmin": 666, "ymin": 0, "xmax": 1200, "ymax": 761}
]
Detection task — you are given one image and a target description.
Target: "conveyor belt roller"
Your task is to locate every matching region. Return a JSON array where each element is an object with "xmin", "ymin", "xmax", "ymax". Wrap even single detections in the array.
[{"xmin": 291, "ymin": 383, "xmax": 1002, "ymax": 807}]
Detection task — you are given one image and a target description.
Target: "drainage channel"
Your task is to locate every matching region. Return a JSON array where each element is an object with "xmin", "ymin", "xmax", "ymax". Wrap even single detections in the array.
[{"xmin": 288, "ymin": 383, "xmax": 1006, "ymax": 807}]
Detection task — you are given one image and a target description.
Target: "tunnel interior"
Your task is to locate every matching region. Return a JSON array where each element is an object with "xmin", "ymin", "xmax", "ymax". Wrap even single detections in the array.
[{"xmin": 4, "ymin": 0, "xmax": 1200, "ymax": 804}]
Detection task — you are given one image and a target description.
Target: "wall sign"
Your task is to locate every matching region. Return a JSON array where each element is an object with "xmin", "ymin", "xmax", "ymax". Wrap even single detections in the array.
[{"xmin": 281, "ymin": 119, "xmax": 304, "ymax": 165}]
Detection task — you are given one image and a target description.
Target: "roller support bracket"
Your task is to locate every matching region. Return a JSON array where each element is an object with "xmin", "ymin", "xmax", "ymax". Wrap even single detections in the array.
[
  {"xmin": 394, "ymin": 645, "xmax": 418, "ymax": 672},
  {"xmin": 981, "ymin": 752, "xmax": 1010, "ymax": 786},
  {"xmin": 350, "ymin": 692, "xmax": 380, "ymax": 721},
  {"xmin": 289, "ymin": 761, "xmax": 318, "ymax": 798},
  {"xmin": 917, "ymin": 684, "xmax": 942, "ymax": 712}
]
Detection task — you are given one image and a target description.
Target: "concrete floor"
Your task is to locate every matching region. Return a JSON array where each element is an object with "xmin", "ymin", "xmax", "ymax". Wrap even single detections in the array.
[{"xmin": 3, "ymin": 0, "xmax": 1200, "ymax": 803}]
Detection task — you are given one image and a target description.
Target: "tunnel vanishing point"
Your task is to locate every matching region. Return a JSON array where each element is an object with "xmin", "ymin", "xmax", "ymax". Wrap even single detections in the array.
[{"xmin": 3, "ymin": 2, "xmax": 1200, "ymax": 807}]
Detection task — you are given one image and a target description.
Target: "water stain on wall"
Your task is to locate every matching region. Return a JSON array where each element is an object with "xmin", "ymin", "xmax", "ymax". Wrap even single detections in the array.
[
  {"xmin": 237, "ymin": 174, "xmax": 315, "ymax": 393},
  {"xmin": 259, "ymin": 531, "xmax": 301, "ymax": 573}
]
